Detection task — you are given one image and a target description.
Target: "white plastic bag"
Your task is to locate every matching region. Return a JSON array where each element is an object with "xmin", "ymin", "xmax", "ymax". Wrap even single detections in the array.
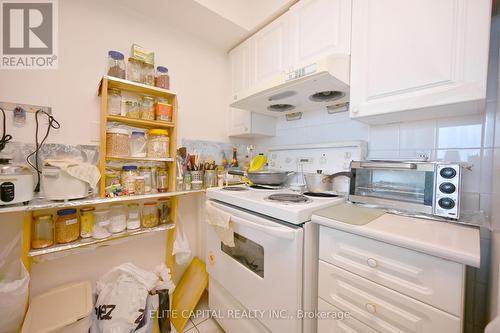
[
  {"xmin": 172, "ymin": 218, "xmax": 191, "ymax": 265},
  {"xmin": 0, "ymin": 233, "xmax": 29, "ymax": 333}
]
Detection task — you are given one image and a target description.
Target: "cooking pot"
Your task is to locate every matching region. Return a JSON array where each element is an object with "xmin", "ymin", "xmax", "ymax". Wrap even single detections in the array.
[
  {"xmin": 0, "ymin": 158, "xmax": 34, "ymax": 205},
  {"xmin": 304, "ymin": 170, "xmax": 352, "ymax": 193},
  {"xmin": 228, "ymin": 169, "xmax": 294, "ymax": 186}
]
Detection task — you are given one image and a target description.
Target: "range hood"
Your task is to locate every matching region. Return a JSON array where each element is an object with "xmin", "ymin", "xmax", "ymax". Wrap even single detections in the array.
[{"xmin": 230, "ymin": 54, "xmax": 350, "ymax": 117}]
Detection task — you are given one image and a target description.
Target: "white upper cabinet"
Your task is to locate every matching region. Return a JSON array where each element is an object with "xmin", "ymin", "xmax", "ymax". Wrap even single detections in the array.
[
  {"xmin": 349, "ymin": 0, "xmax": 492, "ymax": 124},
  {"xmin": 229, "ymin": 40, "xmax": 252, "ymax": 101},
  {"xmin": 289, "ymin": 0, "xmax": 351, "ymax": 68}
]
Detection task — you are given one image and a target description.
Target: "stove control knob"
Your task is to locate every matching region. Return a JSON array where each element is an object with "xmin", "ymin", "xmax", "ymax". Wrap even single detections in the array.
[
  {"xmin": 440, "ymin": 167, "xmax": 457, "ymax": 179},
  {"xmin": 439, "ymin": 182, "xmax": 456, "ymax": 194},
  {"xmin": 438, "ymin": 197, "xmax": 455, "ymax": 210}
]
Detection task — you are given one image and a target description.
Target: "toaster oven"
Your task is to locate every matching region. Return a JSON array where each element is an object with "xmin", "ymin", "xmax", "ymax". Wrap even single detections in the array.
[{"xmin": 348, "ymin": 160, "xmax": 465, "ymax": 220}]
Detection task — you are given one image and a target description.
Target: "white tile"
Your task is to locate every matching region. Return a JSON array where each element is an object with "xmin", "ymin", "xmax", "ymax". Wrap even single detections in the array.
[
  {"xmin": 184, "ymin": 319, "xmax": 195, "ymax": 332},
  {"xmin": 479, "ymin": 193, "xmax": 492, "ymax": 218},
  {"xmin": 436, "ymin": 115, "xmax": 483, "ymax": 149},
  {"xmin": 368, "ymin": 124, "xmax": 399, "ymax": 151},
  {"xmin": 436, "ymin": 149, "xmax": 482, "ymax": 193},
  {"xmin": 480, "ymin": 149, "xmax": 494, "ymax": 194},
  {"xmin": 461, "ymin": 192, "xmax": 480, "ymax": 212},
  {"xmin": 399, "ymin": 119, "xmax": 436, "ymax": 149},
  {"xmin": 191, "ymin": 291, "xmax": 210, "ymax": 326},
  {"xmin": 398, "ymin": 149, "xmax": 435, "ymax": 161},
  {"xmin": 185, "ymin": 325, "xmax": 199, "ymax": 333},
  {"xmin": 196, "ymin": 318, "xmax": 224, "ymax": 333},
  {"xmin": 367, "ymin": 149, "xmax": 399, "ymax": 159},
  {"xmin": 483, "ymin": 101, "xmax": 497, "ymax": 148}
]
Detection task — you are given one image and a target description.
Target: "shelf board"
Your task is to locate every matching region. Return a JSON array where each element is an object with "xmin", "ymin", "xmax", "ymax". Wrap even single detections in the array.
[
  {"xmin": 99, "ymin": 76, "xmax": 176, "ymax": 98},
  {"xmin": 106, "ymin": 115, "xmax": 174, "ymax": 129},
  {"xmin": 106, "ymin": 156, "xmax": 174, "ymax": 162},
  {"xmin": 28, "ymin": 223, "xmax": 176, "ymax": 258}
]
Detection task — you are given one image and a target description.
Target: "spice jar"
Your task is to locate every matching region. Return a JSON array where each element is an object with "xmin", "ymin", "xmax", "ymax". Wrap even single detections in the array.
[
  {"xmin": 158, "ymin": 199, "xmax": 170, "ymax": 224},
  {"xmin": 107, "ymin": 50, "xmax": 125, "ymax": 79},
  {"xmin": 157, "ymin": 169, "xmax": 169, "ymax": 192},
  {"xmin": 106, "ymin": 128, "xmax": 129, "ymax": 157},
  {"xmin": 55, "ymin": 209, "xmax": 79, "ymax": 244},
  {"xmin": 155, "ymin": 66, "xmax": 170, "ymax": 89},
  {"xmin": 109, "ymin": 204, "xmax": 126, "ymax": 233},
  {"xmin": 32, "ymin": 214, "xmax": 54, "ymax": 249},
  {"xmin": 80, "ymin": 207, "xmax": 95, "ymax": 239},
  {"xmin": 134, "ymin": 176, "xmax": 145, "ymax": 195},
  {"xmin": 147, "ymin": 129, "xmax": 169, "ymax": 158},
  {"xmin": 124, "ymin": 100, "xmax": 140, "ymax": 119},
  {"xmin": 142, "ymin": 202, "xmax": 159, "ymax": 228},
  {"xmin": 140, "ymin": 96, "xmax": 155, "ymax": 120},
  {"xmin": 121, "ymin": 165, "xmax": 139, "ymax": 195},
  {"xmin": 139, "ymin": 167, "xmax": 152, "ymax": 193},
  {"xmin": 107, "ymin": 88, "xmax": 122, "ymax": 115},
  {"xmin": 155, "ymin": 98, "xmax": 173, "ymax": 122},
  {"xmin": 130, "ymin": 131, "xmax": 147, "ymax": 157},
  {"xmin": 127, "ymin": 204, "xmax": 140, "ymax": 230},
  {"xmin": 142, "ymin": 63, "xmax": 155, "ymax": 86},
  {"xmin": 93, "ymin": 210, "xmax": 111, "ymax": 239},
  {"xmin": 127, "ymin": 57, "xmax": 143, "ymax": 82}
]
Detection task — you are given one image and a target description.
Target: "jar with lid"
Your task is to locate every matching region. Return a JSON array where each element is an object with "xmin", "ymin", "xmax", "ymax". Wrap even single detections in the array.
[
  {"xmin": 107, "ymin": 88, "xmax": 122, "ymax": 115},
  {"xmin": 139, "ymin": 167, "xmax": 152, "ymax": 193},
  {"xmin": 109, "ymin": 204, "xmax": 126, "ymax": 233},
  {"xmin": 142, "ymin": 202, "xmax": 159, "ymax": 228},
  {"xmin": 130, "ymin": 131, "xmax": 147, "ymax": 157},
  {"xmin": 142, "ymin": 63, "xmax": 155, "ymax": 86},
  {"xmin": 155, "ymin": 97, "xmax": 173, "ymax": 122},
  {"xmin": 32, "ymin": 214, "xmax": 54, "ymax": 249},
  {"xmin": 140, "ymin": 96, "xmax": 155, "ymax": 120},
  {"xmin": 106, "ymin": 128, "xmax": 129, "ymax": 157},
  {"xmin": 184, "ymin": 172, "xmax": 192, "ymax": 190},
  {"xmin": 121, "ymin": 165, "xmax": 138, "ymax": 195},
  {"xmin": 155, "ymin": 66, "xmax": 170, "ymax": 89},
  {"xmin": 55, "ymin": 209, "xmax": 79, "ymax": 244},
  {"xmin": 107, "ymin": 50, "xmax": 125, "ymax": 79},
  {"xmin": 134, "ymin": 176, "xmax": 145, "ymax": 195},
  {"xmin": 127, "ymin": 57, "xmax": 143, "ymax": 82},
  {"xmin": 157, "ymin": 169, "xmax": 169, "ymax": 192},
  {"xmin": 80, "ymin": 207, "xmax": 95, "ymax": 239},
  {"xmin": 158, "ymin": 199, "xmax": 170, "ymax": 224},
  {"xmin": 124, "ymin": 100, "xmax": 140, "ymax": 119},
  {"xmin": 127, "ymin": 204, "xmax": 140, "ymax": 230},
  {"xmin": 204, "ymin": 170, "xmax": 217, "ymax": 189},
  {"xmin": 147, "ymin": 129, "xmax": 169, "ymax": 158},
  {"xmin": 93, "ymin": 210, "xmax": 111, "ymax": 239}
]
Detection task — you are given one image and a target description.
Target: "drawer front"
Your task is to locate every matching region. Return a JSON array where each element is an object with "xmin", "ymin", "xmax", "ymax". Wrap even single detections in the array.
[
  {"xmin": 319, "ymin": 227, "xmax": 464, "ymax": 316},
  {"xmin": 318, "ymin": 260, "xmax": 461, "ymax": 333},
  {"xmin": 317, "ymin": 298, "xmax": 378, "ymax": 333}
]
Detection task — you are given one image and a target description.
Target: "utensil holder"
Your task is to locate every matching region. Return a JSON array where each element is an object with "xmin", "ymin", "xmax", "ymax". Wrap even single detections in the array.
[{"xmin": 190, "ymin": 170, "xmax": 204, "ymax": 182}]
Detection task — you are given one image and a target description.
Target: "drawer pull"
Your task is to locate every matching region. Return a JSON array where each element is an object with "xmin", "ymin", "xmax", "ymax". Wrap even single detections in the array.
[
  {"xmin": 367, "ymin": 258, "xmax": 378, "ymax": 268},
  {"xmin": 365, "ymin": 303, "xmax": 377, "ymax": 314}
]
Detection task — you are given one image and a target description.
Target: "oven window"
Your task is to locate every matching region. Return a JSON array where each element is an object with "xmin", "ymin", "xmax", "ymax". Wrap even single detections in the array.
[{"xmin": 221, "ymin": 232, "xmax": 264, "ymax": 278}]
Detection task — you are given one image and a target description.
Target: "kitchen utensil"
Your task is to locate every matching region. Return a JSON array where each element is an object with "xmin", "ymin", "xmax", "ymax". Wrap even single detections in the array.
[
  {"xmin": 228, "ymin": 169, "xmax": 294, "ymax": 186},
  {"xmin": 249, "ymin": 153, "xmax": 267, "ymax": 172},
  {"xmin": 42, "ymin": 166, "xmax": 90, "ymax": 200},
  {"xmin": 304, "ymin": 170, "xmax": 352, "ymax": 193},
  {"xmin": 0, "ymin": 158, "xmax": 34, "ymax": 205}
]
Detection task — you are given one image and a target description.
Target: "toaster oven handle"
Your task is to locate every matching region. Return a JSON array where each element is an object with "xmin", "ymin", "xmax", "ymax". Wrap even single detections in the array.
[{"xmin": 357, "ymin": 162, "xmax": 417, "ymax": 170}]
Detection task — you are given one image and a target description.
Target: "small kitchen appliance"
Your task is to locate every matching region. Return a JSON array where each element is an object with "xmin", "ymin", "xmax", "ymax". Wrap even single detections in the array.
[
  {"xmin": 0, "ymin": 158, "xmax": 34, "ymax": 205},
  {"xmin": 41, "ymin": 166, "xmax": 90, "ymax": 201}
]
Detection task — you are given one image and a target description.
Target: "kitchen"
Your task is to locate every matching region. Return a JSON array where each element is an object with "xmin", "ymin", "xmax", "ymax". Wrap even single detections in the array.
[{"xmin": 0, "ymin": 0, "xmax": 498, "ymax": 333}]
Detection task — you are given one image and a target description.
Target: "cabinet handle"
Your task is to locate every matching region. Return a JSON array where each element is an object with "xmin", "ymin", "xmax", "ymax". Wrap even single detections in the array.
[
  {"xmin": 367, "ymin": 258, "xmax": 378, "ymax": 268},
  {"xmin": 352, "ymin": 107, "xmax": 359, "ymax": 114},
  {"xmin": 365, "ymin": 303, "xmax": 377, "ymax": 314}
]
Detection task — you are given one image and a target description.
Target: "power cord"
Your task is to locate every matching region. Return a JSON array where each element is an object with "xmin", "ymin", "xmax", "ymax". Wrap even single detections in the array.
[
  {"xmin": 26, "ymin": 109, "xmax": 60, "ymax": 192},
  {"xmin": 0, "ymin": 107, "xmax": 13, "ymax": 153}
]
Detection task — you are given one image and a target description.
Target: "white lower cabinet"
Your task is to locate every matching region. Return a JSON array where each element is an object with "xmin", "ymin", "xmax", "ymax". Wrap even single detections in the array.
[{"xmin": 317, "ymin": 298, "xmax": 378, "ymax": 333}]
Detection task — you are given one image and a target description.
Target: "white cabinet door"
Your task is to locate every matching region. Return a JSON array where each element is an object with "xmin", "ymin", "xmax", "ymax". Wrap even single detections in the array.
[
  {"xmin": 350, "ymin": 0, "xmax": 491, "ymax": 123},
  {"xmin": 228, "ymin": 109, "xmax": 276, "ymax": 138},
  {"xmin": 289, "ymin": 0, "xmax": 351, "ymax": 68},
  {"xmin": 229, "ymin": 40, "xmax": 252, "ymax": 101},
  {"xmin": 317, "ymin": 298, "xmax": 378, "ymax": 333},
  {"xmin": 228, "ymin": 108, "xmax": 251, "ymax": 136}
]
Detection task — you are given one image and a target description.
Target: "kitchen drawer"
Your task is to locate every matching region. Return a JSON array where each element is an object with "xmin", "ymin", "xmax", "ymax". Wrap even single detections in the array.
[
  {"xmin": 317, "ymin": 298, "xmax": 378, "ymax": 333},
  {"xmin": 318, "ymin": 260, "xmax": 461, "ymax": 333},
  {"xmin": 319, "ymin": 226, "xmax": 464, "ymax": 316}
]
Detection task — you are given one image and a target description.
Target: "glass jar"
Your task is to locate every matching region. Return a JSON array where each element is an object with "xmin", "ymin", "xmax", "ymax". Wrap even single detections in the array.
[
  {"xmin": 93, "ymin": 210, "xmax": 111, "ymax": 239},
  {"xmin": 32, "ymin": 214, "xmax": 54, "ymax": 249},
  {"xmin": 55, "ymin": 209, "xmax": 79, "ymax": 244},
  {"xmin": 147, "ymin": 129, "xmax": 169, "ymax": 158},
  {"xmin": 109, "ymin": 204, "xmax": 126, "ymax": 233},
  {"xmin": 121, "ymin": 165, "xmax": 138, "ymax": 195},
  {"xmin": 139, "ymin": 167, "xmax": 152, "ymax": 193},
  {"xmin": 105, "ymin": 170, "xmax": 121, "ymax": 187},
  {"xmin": 184, "ymin": 172, "xmax": 192, "ymax": 190},
  {"xmin": 140, "ymin": 96, "xmax": 155, "ymax": 120},
  {"xmin": 134, "ymin": 176, "xmax": 145, "ymax": 195},
  {"xmin": 107, "ymin": 88, "xmax": 122, "ymax": 115},
  {"xmin": 127, "ymin": 203, "xmax": 141, "ymax": 230},
  {"xmin": 106, "ymin": 128, "xmax": 129, "ymax": 157},
  {"xmin": 142, "ymin": 63, "xmax": 155, "ymax": 86},
  {"xmin": 80, "ymin": 207, "xmax": 95, "ymax": 238},
  {"xmin": 155, "ymin": 66, "xmax": 170, "ymax": 89},
  {"xmin": 155, "ymin": 98, "xmax": 173, "ymax": 122},
  {"xmin": 203, "ymin": 170, "xmax": 217, "ymax": 189},
  {"xmin": 130, "ymin": 131, "xmax": 147, "ymax": 157},
  {"xmin": 158, "ymin": 199, "xmax": 170, "ymax": 224},
  {"xmin": 107, "ymin": 50, "xmax": 125, "ymax": 79},
  {"xmin": 157, "ymin": 169, "xmax": 169, "ymax": 193},
  {"xmin": 124, "ymin": 100, "xmax": 140, "ymax": 119},
  {"xmin": 142, "ymin": 202, "xmax": 159, "ymax": 228},
  {"xmin": 127, "ymin": 57, "xmax": 143, "ymax": 82}
]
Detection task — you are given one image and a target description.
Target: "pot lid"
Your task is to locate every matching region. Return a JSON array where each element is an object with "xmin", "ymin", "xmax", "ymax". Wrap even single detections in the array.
[{"xmin": 0, "ymin": 158, "xmax": 32, "ymax": 175}]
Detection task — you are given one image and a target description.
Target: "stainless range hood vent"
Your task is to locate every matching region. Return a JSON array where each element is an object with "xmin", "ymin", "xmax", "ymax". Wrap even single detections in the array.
[
  {"xmin": 267, "ymin": 104, "xmax": 295, "ymax": 112},
  {"xmin": 309, "ymin": 90, "xmax": 345, "ymax": 102}
]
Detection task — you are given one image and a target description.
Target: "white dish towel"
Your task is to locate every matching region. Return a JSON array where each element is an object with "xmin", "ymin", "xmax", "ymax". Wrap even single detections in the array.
[
  {"xmin": 44, "ymin": 159, "xmax": 101, "ymax": 189},
  {"xmin": 205, "ymin": 201, "xmax": 235, "ymax": 247}
]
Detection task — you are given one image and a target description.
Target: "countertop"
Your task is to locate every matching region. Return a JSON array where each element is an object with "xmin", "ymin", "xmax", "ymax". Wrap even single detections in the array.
[{"xmin": 312, "ymin": 211, "xmax": 481, "ymax": 267}]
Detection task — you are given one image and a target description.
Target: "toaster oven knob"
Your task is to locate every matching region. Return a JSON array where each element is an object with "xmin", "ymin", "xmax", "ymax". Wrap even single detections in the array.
[
  {"xmin": 438, "ymin": 197, "xmax": 455, "ymax": 210},
  {"xmin": 440, "ymin": 167, "xmax": 457, "ymax": 179},
  {"xmin": 439, "ymin": 182, "xmax": 456, "ymax": 194}
]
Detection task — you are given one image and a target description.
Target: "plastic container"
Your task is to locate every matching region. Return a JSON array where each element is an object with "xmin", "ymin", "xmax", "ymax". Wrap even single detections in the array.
[
  {"xmin": 157, "ymin": 169, "xmax": 169, "ymax": 193},
  {"xmin": 121, "ymin": 165, "xmax": 138, "ymax": 195},
  {"xmin": 155, "ymin": 66, "xmax": 170, "ymax": 89},
  {"xmin": 109, "ymin": 204, "xmax": 126, "ymax": 233},
  {"xmin": 32, "ymin": 214, "xmax": 54, "ymax": 249},
  {"xmin": 147, "ymin": 129, "xmax": 169, "ymax": 158},
  {"xmin": 107, "ymin": 50, "xmax": 125, "ymax": 79},
  {"xmin": 158, "ymin": 199, "xmax": 170, "ymax": 224},
  {"xmin": 203, "ymin": 170, "xmax": 217, "ymax": 189},
  {"xmin": 155, "ymin": 98, "xmax": 173, "ymax": 122},
  {"xmin": 106, "ymin": 128, "xmax": 129, "ymax": 157},
  {"xmin": 142, "ymin": 202, "xmax": 159, "ymax": 228},
  {"xmin": 139, "ymin": 167, "xmax": 152, "ymax": 193},
  {"xmin": 55, "ymin": 209, "xmax": 79, "ymax": 244},
  {"xmin": 140, "ymin": 96, "xmax": 155, "ymax": 120},
  {"xmin": 93, "ymin": 210, "xmax": 111, "ymax": 239},
  {"xmin": 79, "ymin": 207, "xmax": 95, "ymax": 239},
  {"xmin": 192, "ymin": 180, "xmax": 203, "ymax": 190},
  {"xmin": 107, "ymin": 88, "xmax": 122, "ymax": 115},
  {"xmin": 124, "ymin": 100, "xmax": 140, "ymax": 119},
  {"xmin": 134, "ymin": 176, "xmax": 145, "ymax": 195},
  {"xmin": 21, "ymin": 281, "xmax": 93, "ymax": 333},
  {"xmin": 142, "ymin": 62, "xmax": 155, "ymax": 86},
  {"xmin": 127, "ymin": 57, "xmax": 143, "ymax": 82},
  {"xmin": 127, "ymin": 204, "xmax": 141, "ymax": 230},
  {"xmin": 130, "ymin": 131, "xmax": 147, "ymax": 157}
]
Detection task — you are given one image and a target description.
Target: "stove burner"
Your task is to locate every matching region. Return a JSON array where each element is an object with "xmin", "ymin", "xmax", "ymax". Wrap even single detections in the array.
[
  {"xmin": 250, "ymin": 184, "xmax": 283, "ymax": 190},
  {"xmin": 266, "ymin": 193, "xmax": 311, "ymax": 203},
  {"xmin": 222, "ymin": 186, "xmax": 249, "ymax": 191},
  {"xmin": 303, "ymin": 192, "xmax": 340, "ymax": 198}
]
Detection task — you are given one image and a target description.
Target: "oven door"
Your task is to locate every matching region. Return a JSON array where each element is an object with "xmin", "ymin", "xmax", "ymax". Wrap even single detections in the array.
[{"xmin": 206, "ymin": 200, "xmax": 303, "ymax": 333}]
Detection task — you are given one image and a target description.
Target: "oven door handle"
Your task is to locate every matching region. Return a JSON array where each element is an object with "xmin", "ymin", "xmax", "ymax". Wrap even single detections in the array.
[
  {"xmin": 357, "ymin": 161, "xmax": 417, "ymax": 169},
  {"xmin": 230, "ymin": 215, "xmax": 296, "ymax": 240}
]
